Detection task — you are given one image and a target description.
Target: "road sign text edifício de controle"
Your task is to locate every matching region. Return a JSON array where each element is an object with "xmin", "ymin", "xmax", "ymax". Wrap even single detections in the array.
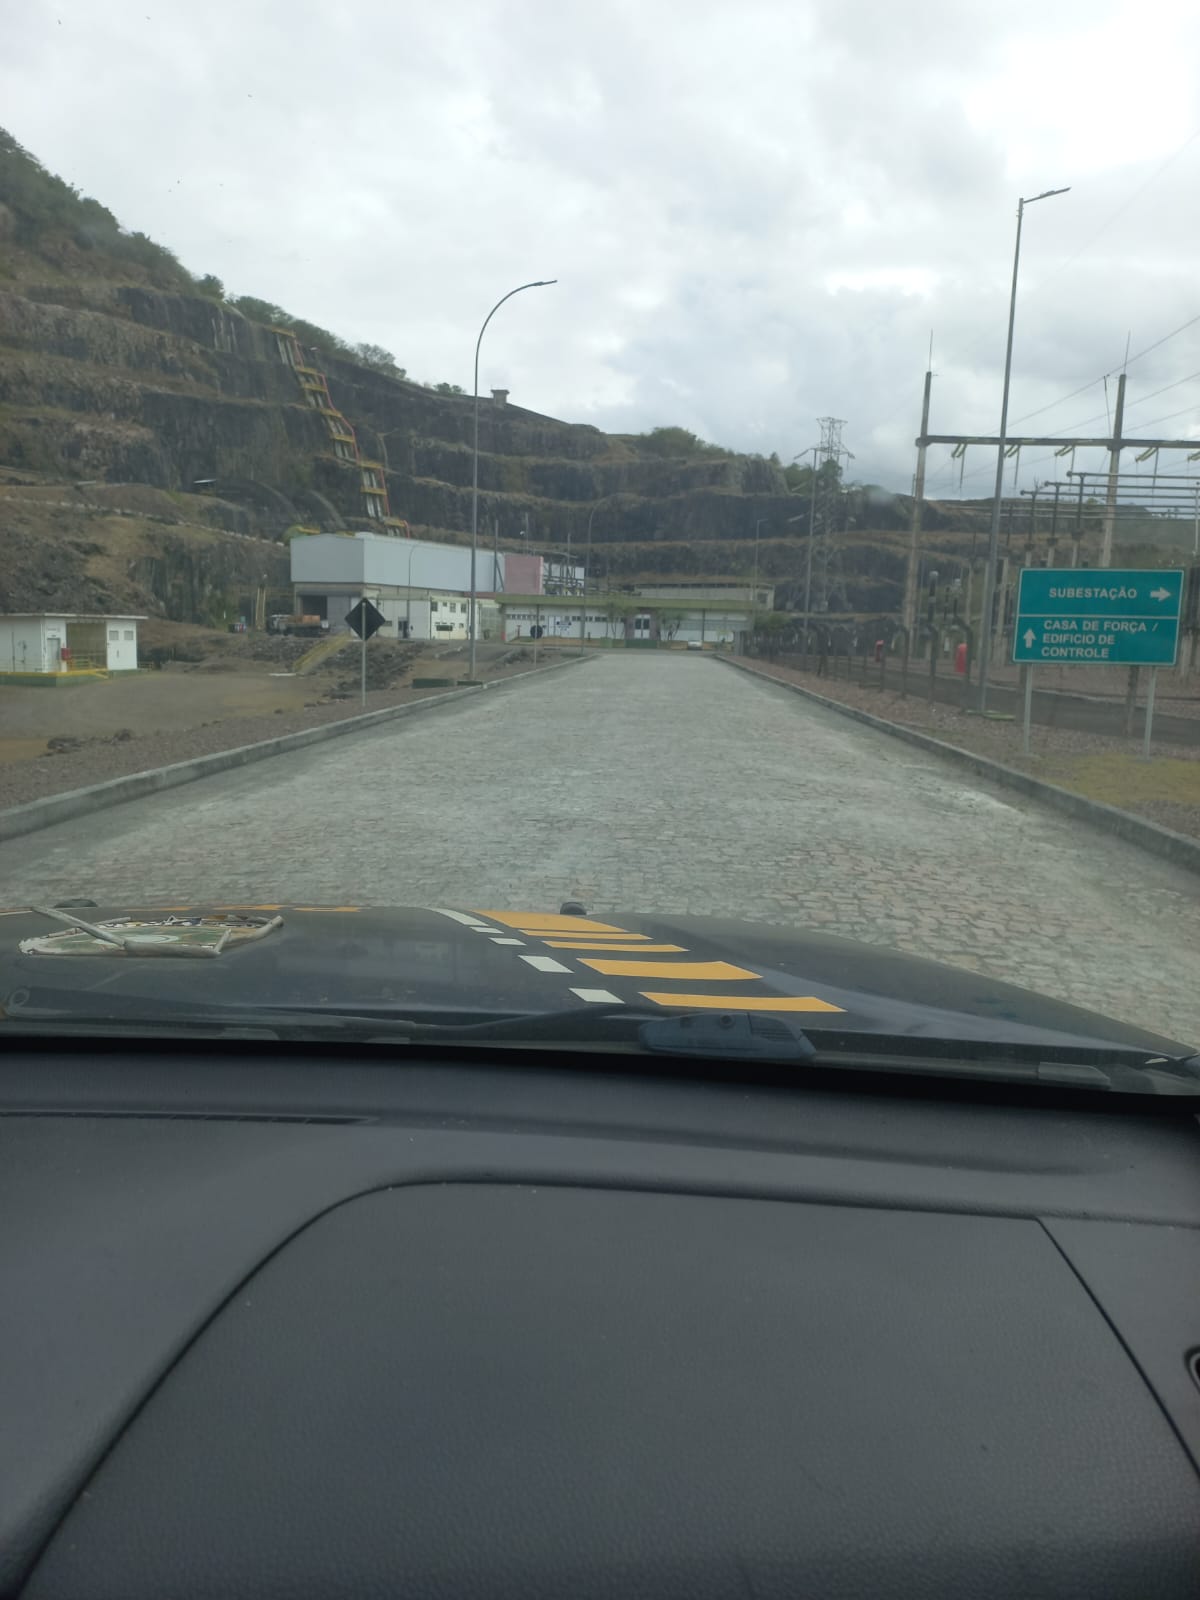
[{"xmin": 1011, "ymin": 569, "xmax": 1182, "ymax": 668}]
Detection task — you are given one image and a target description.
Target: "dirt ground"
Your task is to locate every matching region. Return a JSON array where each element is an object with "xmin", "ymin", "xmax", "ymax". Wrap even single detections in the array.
[
  {"xmin": 0, "ymin": 666, "xmax": 319, "ymax": 753},
  {"xmin": 0, "ymin": 641, "xmax": 564, "ymax": 813},
  {"xmin": 0, "ymin": 626, "xmax": 510, "ymax": 762}
]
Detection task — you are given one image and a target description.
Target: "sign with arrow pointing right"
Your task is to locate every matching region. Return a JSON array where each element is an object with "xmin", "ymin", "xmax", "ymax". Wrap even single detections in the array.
[{"xmin": 1012, "ymin": 568, "xmax": 1183, "ymax": 667}]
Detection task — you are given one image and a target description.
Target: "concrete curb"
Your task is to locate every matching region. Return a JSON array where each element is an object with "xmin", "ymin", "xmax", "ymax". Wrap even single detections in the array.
[
  {"xmin": 0, "ymin": 652, "xmax": 590, "ymax": 844},
  {"xmin": 720, "ymin": 655, "xmax": 1200, "ymax": 877}
]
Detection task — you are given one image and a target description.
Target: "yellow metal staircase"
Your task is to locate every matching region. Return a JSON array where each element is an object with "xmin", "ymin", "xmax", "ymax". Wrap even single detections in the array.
[{"xmin": 271, "ymin": 329, "xmax": 411, "ymax": 537}]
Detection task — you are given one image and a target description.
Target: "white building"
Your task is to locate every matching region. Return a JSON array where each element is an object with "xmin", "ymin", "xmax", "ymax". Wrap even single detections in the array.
[
  {"xmin": 0, "ymin": 613, "xmax": 143, "ymax": 675},
  {"xmin": 290, "ymin": 532, "xmax": 506, "ymax": 641},
  {"xmin": 502, "ymin": 606, "xmax": 618, "ymax": 642},
  {"xmin": 499, "ymin": 582, "xmax": 772, "ymax": 647}
]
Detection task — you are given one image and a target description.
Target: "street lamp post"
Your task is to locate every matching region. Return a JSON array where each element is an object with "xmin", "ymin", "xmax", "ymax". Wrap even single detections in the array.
[
  {"xmin": 976, "ymin": 186, "xmax": 1069, "ymax": 713},
  {"xmin": 471, "ymin": 278, "xmax": 557, "ymax": 680}
]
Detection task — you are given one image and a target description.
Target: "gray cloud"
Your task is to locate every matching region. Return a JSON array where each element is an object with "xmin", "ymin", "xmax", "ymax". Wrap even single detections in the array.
[{"xmin": 6, "ymin": 0, "xmax": 1200, "ymax": 492}]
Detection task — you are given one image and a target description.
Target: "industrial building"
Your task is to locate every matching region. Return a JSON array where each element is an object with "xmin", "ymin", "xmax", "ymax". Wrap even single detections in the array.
[
  {"xmin": 0, "ymin": 613, "xmax": 143, "ymax": 676},
  {"xmin": 289, "ymin": 531, "xmax": 767, "ymax": 648},
  {"xmin": 499, "ymin": 583, "xmax": 771, "ymax": 647},
  {"xmin": 288, "ymin": 532, "xmax": 584, "ymax": 641}
]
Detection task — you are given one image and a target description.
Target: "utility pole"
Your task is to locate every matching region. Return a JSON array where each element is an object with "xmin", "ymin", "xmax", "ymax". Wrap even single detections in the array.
[
  {"xmin": 904, "ymin": 370, "xmax": 933, "ymax": 637},
  {"xmin": 803, "ymin": 446, "xmax": 819, "ymax": 623},
  {"xmin": 752, "ymin": 518, "xmax": 766, "ymax": 618},
  {"xmin": 1099, "ymin": 372, "xmax": 1126, "ymax": 568}
]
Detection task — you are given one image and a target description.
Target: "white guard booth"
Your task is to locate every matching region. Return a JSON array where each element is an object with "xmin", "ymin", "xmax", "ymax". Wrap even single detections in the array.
[{"xmin": 0, "ymin": 613, "xmax": 142, "ymax": 673}]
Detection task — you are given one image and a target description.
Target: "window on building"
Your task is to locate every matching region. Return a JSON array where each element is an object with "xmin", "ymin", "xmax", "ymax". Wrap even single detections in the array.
[
  {"xmin": 123, "ymin": 630, "xmax": 134, "ymax": 640},
  {"xmin": 108, "ymin": 629, "xmax": 119, "ymax": 641}
]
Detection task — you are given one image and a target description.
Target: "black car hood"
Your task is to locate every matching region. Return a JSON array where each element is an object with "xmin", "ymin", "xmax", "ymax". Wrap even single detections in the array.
[{"xmin": 0, "ymin": 901, "xmax": 1192, "ymax": 1058}]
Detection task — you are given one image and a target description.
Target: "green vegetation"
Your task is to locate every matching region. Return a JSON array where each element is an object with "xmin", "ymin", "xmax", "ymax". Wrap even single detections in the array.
[
  {"xmin": 783, "ymin": 458, "xmax": 842, "ymax": 495},
  {"xmin": 353, "ymin": 342, "xmax": 406, "ymax": 378},
  {"xmin": 0, "ymin": 133, "xmax": 418, "ymax": 383},
  {"xmin": 625, "ymin": 426, "xmax": 733, "ymax": 459},
  {"xmin": 0, "ymin": 126, "xmax": 192, "ymax": 290}
]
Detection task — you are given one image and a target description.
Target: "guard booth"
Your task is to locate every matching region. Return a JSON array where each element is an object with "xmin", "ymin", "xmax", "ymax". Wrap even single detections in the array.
[{"xmin": 0, "ymin": 613, "xmax": 143, "ymax": 676}]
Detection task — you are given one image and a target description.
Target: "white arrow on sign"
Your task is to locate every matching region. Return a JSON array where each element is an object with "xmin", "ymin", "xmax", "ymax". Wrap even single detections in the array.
[
  {"xmin": 1023, "ymin": 628, "xmax": 1036, "ymax": 648},
  {"xmin": 1150, "ymin": 586, "xmax": 1171, "ymax": 602}
]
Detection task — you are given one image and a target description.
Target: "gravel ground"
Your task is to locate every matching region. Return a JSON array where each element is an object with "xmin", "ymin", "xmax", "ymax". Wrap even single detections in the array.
[
  {"xmin": 0, "ymin": 651, "xmax": 561, "ymax": 813},
  {"xmin": 740, "ymin": 658, "xmax": 1200, "ymax": 840},
  {"xmin": 984, "ymin": 658, "xmax": 1200, "ymax": 714}
]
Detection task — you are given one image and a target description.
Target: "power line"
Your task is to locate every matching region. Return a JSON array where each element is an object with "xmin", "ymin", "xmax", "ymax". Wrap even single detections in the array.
[
  {"xmin": 1008, "ymin": 376, "xmax": 1107, "ymax": 428},
  {"xmin": 1037, "ymin": 126, "xmax": 1200, "ymax": 285},
  {"xmin": 1007, "ymin": 326, "xmax": 1200, "ymax": 433},
  {"xmin": 1109, "ymin": 312, "xmax": 1200, "ymax": 376}
]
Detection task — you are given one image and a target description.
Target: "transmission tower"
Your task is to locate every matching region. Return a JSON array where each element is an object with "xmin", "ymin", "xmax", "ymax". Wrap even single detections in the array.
[
  {"xmin": 810, "ymin": 418, "xmax": 854, "ymax": 615},
  {"xmin": 817, "ymin": 416, "xmax": 847, "ymax": 462}
]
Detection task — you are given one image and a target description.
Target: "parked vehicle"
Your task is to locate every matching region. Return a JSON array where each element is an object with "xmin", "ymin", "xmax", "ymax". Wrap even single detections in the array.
[{"xmin": 267, "ymin": 613, "xmax": 329, "ymax": 637}]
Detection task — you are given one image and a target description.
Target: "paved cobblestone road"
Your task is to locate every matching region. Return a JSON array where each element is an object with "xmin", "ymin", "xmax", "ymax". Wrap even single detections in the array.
[{"xmin": 3, "ymin": 654, "xmax": 1199, "ymax": 1042}]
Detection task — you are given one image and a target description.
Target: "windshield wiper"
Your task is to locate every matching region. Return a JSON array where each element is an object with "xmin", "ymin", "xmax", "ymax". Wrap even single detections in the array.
[{"xmin": 4, "ymin": 1000, "xmax": 1198, "ymax": 1093}]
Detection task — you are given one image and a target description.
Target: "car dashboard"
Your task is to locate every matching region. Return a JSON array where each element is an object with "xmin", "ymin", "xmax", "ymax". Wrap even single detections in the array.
[{"xmin": 2, "ymin": 1040, "xmax": 1199, "ymax": 1600}]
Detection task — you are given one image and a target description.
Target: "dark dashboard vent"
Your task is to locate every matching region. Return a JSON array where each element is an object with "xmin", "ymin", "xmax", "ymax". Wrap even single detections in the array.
[{"xmin": 1188, "ymin": 1349, "xmax": 1200, "ymax": 1394}]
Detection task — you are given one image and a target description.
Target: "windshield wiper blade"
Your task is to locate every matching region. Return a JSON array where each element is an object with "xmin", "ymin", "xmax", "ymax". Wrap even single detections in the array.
[{"xmin": 4, "ymin": 1000, "xmax": 1198, "ymax": 1092}]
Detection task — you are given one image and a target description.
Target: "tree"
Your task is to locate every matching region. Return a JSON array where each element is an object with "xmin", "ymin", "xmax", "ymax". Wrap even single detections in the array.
[
  {"xmin": 232, "ymin": 294, "xmax": 287, "ymax": 325},
  {"xmin": 353, "ymin": 342, "xmax": 404, "ymax": 378},
  {"xmin": 626, "ymin": 426, "xmax": 734, "ymax": 460},
  {"xmin": 196, "ymin": 273, "xmax": 225, "ymax": 300},
  {"xmin": 784, "ymin": 457, "xmax": 842, "ymax": 495},
  {"xmin": 434, "ymin": 381, "xmax": 465, "ymax": 396}
]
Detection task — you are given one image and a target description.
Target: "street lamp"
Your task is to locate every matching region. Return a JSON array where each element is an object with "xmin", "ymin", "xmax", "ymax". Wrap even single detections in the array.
[
  {"xmin": 470, "ymin": 278, "xmax": 557, "ymax": 679},
  {"xmin": 977, "ymin": 186, "xmax": 1069, "ymax": 713}
]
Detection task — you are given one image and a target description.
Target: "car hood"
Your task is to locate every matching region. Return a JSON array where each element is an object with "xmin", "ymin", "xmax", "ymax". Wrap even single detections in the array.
[{"xmin": 0, "ymin": 901, "xmax": 1192, "ymax": 1058}]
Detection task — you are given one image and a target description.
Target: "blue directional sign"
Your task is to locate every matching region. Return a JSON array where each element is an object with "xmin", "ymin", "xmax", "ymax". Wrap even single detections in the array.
[{"xmin": 1012, "ymin": 568, "xmax": 1183, "ymax": 666}]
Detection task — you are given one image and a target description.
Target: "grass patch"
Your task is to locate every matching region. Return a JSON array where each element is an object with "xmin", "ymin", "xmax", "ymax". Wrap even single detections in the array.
[{"xmin": 1042, "ymin": 751, "xmax": 1200, "ymax": 811}]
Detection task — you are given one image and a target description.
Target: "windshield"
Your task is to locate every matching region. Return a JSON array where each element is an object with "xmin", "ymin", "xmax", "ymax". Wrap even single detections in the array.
[{"xmin": 1, "ymin": 2, "xmax": 1199, "ymax": 1081}]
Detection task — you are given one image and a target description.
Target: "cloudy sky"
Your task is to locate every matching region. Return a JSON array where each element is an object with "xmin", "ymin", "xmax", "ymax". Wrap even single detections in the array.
[{"xmin": 6, "ymin": 0, "xmax": 1200, "ymax": 492}]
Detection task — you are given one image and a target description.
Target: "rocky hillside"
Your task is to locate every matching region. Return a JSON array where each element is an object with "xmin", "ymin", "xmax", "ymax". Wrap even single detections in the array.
[{"xmin": 0, "ymin": 128, "xmax": 998, "ymax": 622}]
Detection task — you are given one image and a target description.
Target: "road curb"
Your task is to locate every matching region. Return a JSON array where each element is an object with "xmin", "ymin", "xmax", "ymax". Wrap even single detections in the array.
[
  {"xmin": 720, "ymin": 656, "xmax": 1200, "ymax": 877},
  {"xmin": 0, "ymin": 652, "xmax": 590, "ymax": 844}
]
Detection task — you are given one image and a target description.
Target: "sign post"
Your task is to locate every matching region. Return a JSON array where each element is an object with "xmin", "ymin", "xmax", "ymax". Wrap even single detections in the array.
[
  {"xmin": 345, "ymin": 596, "xmax": 387, "ymax": 708},
  {"xmin": 1012, "ymin": 568, "xmax": 1183, "ymax": 668},
  {"xmin": 1144, "ymin": 668, "xmax": 1158, "ymax": 760},
  {"xmin": 1011, "ymin": 568, "xmax": 1182, "ymax": 756}
]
